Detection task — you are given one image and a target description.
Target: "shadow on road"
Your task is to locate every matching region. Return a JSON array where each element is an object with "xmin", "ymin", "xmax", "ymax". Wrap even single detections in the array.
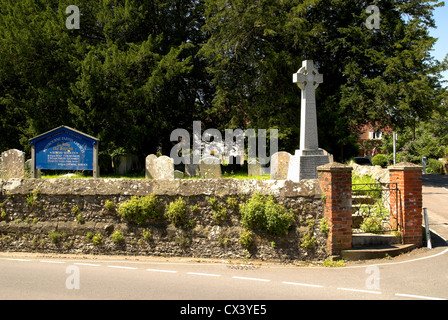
[
  {"xmin": 428, "ymin": 229, "xmax": 448, "ymax": 248},
  {"xmin": 422, "ymin": 174, "xmax": 448, "ymax": 188}
]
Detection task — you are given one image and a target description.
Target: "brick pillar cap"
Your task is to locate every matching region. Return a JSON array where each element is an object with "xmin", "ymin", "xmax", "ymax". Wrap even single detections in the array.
[
  {"xmin": 388, "ymin": 162, "xmax": 423, "ymax": 171},
  {"xmin": 317, "ymin": 162, "xmax": 353, "ymax": 172}
]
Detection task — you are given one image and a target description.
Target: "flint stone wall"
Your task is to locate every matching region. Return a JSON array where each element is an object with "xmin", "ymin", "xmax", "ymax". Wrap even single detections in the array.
[
  {"xmin": 0, "ymin": 178, "xmax": 327, "ymax": 262},
  {"xmin": 351, "ymin": 163, "xmax": 389, "ymax": 183}
]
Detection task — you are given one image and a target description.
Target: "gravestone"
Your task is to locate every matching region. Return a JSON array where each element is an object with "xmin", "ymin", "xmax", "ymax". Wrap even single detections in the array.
[
  {"xmin": 145, "ymin": 154, "xmax": 157, "ymax": 179},
  {"xmin": 146, "ymin": 155, "xmax": 174, "ymax": 180},
  {"xmin": 270, "ymin": 152, "xmax": 291, "ymax": 180},
  {"xmin": 248, "ymin": 160, "xmax": 262, "ymax": 177},
  {"xmin": 29, "ymin": 126, "xmax": 99, "ymax": 178},
  {"xmin": 199, "ymin": 156, "xmax": 222, "ymax": 179},
  {"xmin": 25, "ymin": 159, "xmax": 41, "ymax": 179},
  {"xmin": 174, "ymin": 170, "xmax": 184, "ymax": 179},
  {"xmin": 288, "ymin": 60, "xmax": 330, "ymax": 182},
  {"xmin": 185, "ymin": 163, "xmax": 199, "ymax": 177},
  {"xmin": 184, "ymin": 154, "xmax": 199, "ymax": 177},
  {"xmin": 0, "ymin": 149, "xmax": 25, "ymax": 179},
  {"xmin": 115, "ymin": 154, "xmax": 140, "ymax": 175}
]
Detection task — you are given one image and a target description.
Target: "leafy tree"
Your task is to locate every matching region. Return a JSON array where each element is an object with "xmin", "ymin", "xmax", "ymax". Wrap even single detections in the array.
[
  {"xmin": 0, "ymin": 0, "xmax": 446, "ymax": 165},
  {"xmin": 200, "ymin": 0, "xmax": 447, "ymax": 160},
  {"xmin": 0, "ymin": 0, "xmax": 212, "ymax": 160}
]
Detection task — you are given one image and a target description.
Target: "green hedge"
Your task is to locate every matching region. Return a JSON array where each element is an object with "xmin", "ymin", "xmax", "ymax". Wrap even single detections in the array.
[
  {"xmin": 240, "ymin": 193, "xmax": 294, "ymax": 235},
  {"xmin": 427, "ymin": 159, "xmax": 444, "ymax": 174},
  {"xmin": 372, "ymin": 154, "xmax": 388, "ymax": 168}
]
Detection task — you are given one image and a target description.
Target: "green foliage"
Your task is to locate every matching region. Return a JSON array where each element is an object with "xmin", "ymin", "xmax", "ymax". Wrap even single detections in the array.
[
  {"xmin": 0, "ymin": 0, "xmax": 445, "ymax": 164},
  {"xmin": 323, "ymin": 259, "xmax": 346, "ymax": 267},
  {"xmin": 240, "ymin": 193, "xmax": 294, "ymax": 235},
  {"xmin": 72, "ymin": 205, "xmax": 80, "ymax": 216},
  {"xmin": 320, "ymin": 218, "xmax": 329, "ymax": 237},
  {"xmin": 239, "ymin": 229, "xmax": 254, "ymax": 249},
  {"xmin": 0, "ymin": 209, "xmax": 8, "ymax": 221},
  {"xmin": 360, "ymin": 216, "xmax": 384, "ymax": 234},
  {"xmin": 208, "ymin": 196, "xmax": 228, "ymax": 224},
  {"xmin": 48, "ymin": 231, "xmax": 62, "ymax": 244},
  {"xmin": 92, "ymin": 233, "xmax": 103, "ymax": 245},
  {"xmin": 226, "ymin": 197, "xmax": 239, "ymax": 212},
  {"xmin": 142, "ymin": 228, "xmax": 152, "ymax": 241},
  {"xmin": 174, "ymin": 231, "xmax": 192, "ymax": 247},
  {"xmin": 76, "ymin": 213, "xmax": 85, "ymax": 225},
  {"xmin": 381, "ymin": 124, "xmax": 446, "ymax": 164},
  {"xmin": 427, "ymin": 159, "xmax": 443, "ymax": 174},
  {"xmin": 372, "ymin": 154, "xmax": 388, "ymax": 168},
  {"xmin": 165, "ymin": 197, "xmax": 188, "ymax": 227},
  {"xmin": 104, "ymin": 200, "xmax": 115, "ymax": 211},
  {"xmin": 0, "ymin": 0, "xmax": 209, "ymax": 158},
  {"xmin": 118, "ymin": 194, "xmax": 161, "ymax": 226},
  {"xmin": 189, "ymin": 204, "xmax": 199, "ymax": 214},
  {"xmin": 111, "ymin": 230, "xmax": 124, "ymax": 243},
  {"xmin": 352, "ymin": 174, "xmax": 378, "ymax": 193},
  {"xmin": 359, "ymin": 204, "xmax": 389, "ymax": 234},
  {"xmin": 300, "ymin": 234, "xmax": 317, "ymax": 250},
  {"xmin": 26, "ymin": 189, "xmax": 40, "ymax": 208},
  {"xmin": 200, "ymin": 0, "xmax": 446, "ymax": 161}
]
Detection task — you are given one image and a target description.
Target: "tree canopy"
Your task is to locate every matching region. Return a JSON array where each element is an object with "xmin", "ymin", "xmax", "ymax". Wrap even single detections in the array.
[{"xmin": 0, "ymin": 0, "xmax": 446, "ymax": 164}]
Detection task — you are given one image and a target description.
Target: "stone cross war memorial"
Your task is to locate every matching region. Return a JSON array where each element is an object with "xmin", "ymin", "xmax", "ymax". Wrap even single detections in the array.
[
  {"xmin": 287, "ymin": 60, "xmax": 330, "ymax": 182},
  {"xmin": 29, "ymin": 126, "xmax": 100, "ymax": 178}
]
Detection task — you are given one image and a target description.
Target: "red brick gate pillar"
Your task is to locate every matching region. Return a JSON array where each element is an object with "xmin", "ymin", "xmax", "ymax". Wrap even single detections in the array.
[
  {"xmin": 317, "ymin": 162, "xmax": 353, "ymax": 255},
  {"xmin": 388, "ymin": 162, "xmax": 423, "ymax": 247}
]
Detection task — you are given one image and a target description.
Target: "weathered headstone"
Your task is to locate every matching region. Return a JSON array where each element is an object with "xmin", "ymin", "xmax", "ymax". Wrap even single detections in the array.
[
  {"xmin": 288, "ymin": 60, "xmax": 330, "ymax": 182},
  {"xmin": 146, "ymin": 155, "xmax": 174, "ymax": 180},
  {"xmin": 174, "ymin": 170, "xmax": 184, "ymax": 179},
  {"xmin": 270, "ymin": 152, "xmax": 291, "ymax": 180},
  {"xmin": 199, "ymin": 156, "xmax": 222, "ymax": 179},
  {"xmin": 115, "ymin": 154, "xmax": 140, "ymax": 175},
  {"xmin": 25, "ymin": 159, "xmax": 41, "ymax": 179},
  {"xmin": 185, "ymin": 163, "xmax": 199, "ymax": 177},
  {"xmin": 320, "ymin": 148, "xmax": 334, "ymax": 162},
  {"xmin": 184, "ymin": 154, "xmax": 199, "ymax": 177},
  {"xmin": 248, "ymin": 160, "xmax": 262, "ymax": 177},
  {"xmin": 145, "ymin": 154, "xmax": 157, "ymax": 179},
  {"xmin": 0, "ymin": 149, "xmax": 25, "ymax": 179}
]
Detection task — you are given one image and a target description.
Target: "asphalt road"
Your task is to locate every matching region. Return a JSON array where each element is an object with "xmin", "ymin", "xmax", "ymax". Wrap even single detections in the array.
[
  {"xmin": 0, "ymin": 174, "xmax": 446, "ymax": 303},
  {"xmin": 422, "ymin": 174, "xmax": 448, "ymax": 243},
  {"xmin": 0, "ymin": 247, "xmax": 447, "ymax": 301}
]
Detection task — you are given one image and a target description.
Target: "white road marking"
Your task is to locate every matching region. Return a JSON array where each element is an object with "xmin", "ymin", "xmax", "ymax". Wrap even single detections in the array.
[
  {"xmin": 74, "ymin": 263, "xmax": 101, "ymax": 267},
  {"xmin": 107, "ymin": 265, "xmax": 137, "ymax": 270},
  {"xmin": 341, "ymin": 248, "xmax": 448, "ymax": 269},
  {"xmin": 146, "ymin": 268, "xmax": 178, "ymax": 273},
  {"xmin": 3, "ymin": 256, "xmax": 448, "ymax": 300},
  {"xmin": 232, "ymin": 276, "xmax": 270, "ymax": 282},
  {"xmin": 395, "ymin": 293, "xmax": 446, "ymax": 300},
  {"xmin": 337, "ymin": 287, "xmax": 382, "ymax": 295},
  {"xmin": 282, "ymin": 281, "xmax": 324, "ymax": 288},
  {"xmin": 187, "ymin": 272, "xmax": 221, "ymax": 277},
  {"xmin": 6, "ymin": 258, "xmax": 32, "ymax": 262}
]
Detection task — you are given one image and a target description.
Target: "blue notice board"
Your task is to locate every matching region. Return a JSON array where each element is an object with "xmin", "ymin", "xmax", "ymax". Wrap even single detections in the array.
[{"xmin": 30, "ymin": 126, "xmax": 99, "ymax": 171}]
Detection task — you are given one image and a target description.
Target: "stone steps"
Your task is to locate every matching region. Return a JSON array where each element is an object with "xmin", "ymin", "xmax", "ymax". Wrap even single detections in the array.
[
  {"xmin": 341, "ymin": 244, "xmax": 416, "ymax": 261},
  {"xmin": 340, "ymin": 233, "xmax": 414, "ymax": 261},
  {"xmin": 352, "ymin": 233, "xmax": 400, "ymax": 247},
  {"xmin": 352, "ymin": 195, "xmax": 375, "ymax": 205}
]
